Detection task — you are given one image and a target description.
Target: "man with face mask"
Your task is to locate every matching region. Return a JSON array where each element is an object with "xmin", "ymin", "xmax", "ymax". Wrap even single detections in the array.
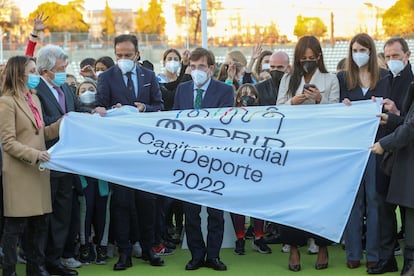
[
  {"xmin": 173, "ymin": 48, "xmax": 233, "ymax": 271},
  {"xmin": 36, "ymin": 44, "xmax": 91, "ymax": 276},
  {"xmin": 255, "ymin": 51, "xmax": 291, "ymax": 106},
  {"xmin": 94, "ymin": 34, "xmax": 164, "ymax": 271},
  {"xmin": 367, "ymin": 37, "xmax": 414, "ymax": 275}
]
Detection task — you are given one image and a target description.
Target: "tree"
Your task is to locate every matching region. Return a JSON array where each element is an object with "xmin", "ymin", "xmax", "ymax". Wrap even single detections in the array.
[
  {"xmin": 293, "ymin": 15, "xmax": 327, "ymax": 39},
  {"xmin": 382, "ymin": 0, "xmax": 414, "ymax": 36},
  {"xmin": 101, "ymin": 0, "xmax": 115, "ymax": 38},
  {"xmin": 174, "ymin": 0, "xmax": 222, "ymax": 45},
  {"xmin": 28, "ymin": 1, "xmax": 89, "ymax": 33},
  {"xmin": 135, "ymin": 0, "xmax": 165, "ymax": 34}
]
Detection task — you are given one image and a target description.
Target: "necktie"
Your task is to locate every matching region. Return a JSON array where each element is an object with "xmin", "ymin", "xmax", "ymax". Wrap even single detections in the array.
[
  {"xmin": 54, "ymin": 86, "xmax": 66, "ymax": 113},
  {"xmin": 126, "ymin": 72, "xmax": 136, "ymax": 97},
  {"xmin": 194, "ymin": 88, "xmax": 204, "ymax": 109}
]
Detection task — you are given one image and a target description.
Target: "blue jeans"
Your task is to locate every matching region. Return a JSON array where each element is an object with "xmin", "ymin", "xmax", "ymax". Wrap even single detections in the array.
[{"xmin": 344, "ymin": 153, "xmax": 379, "ymax": 262}]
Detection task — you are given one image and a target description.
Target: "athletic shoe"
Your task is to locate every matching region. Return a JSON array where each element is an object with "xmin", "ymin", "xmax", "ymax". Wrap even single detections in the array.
[
  {"xmin": 152, "ymin": 243, "xmax": 174, "ymax": 256},
  {"xmin": 132, "ymin": 241, "xmax": 142, "ymax": 258},
  {"xmin": 61, "ymin": 257, "xmax": 82, "ymax": 268},
  {"xmin": 234, "ymin": 238, "xmax": 245, "ymax": 255},
  {"xmin": 281, "ymin": 244, "xmax": 291, "ymax": 253},
  {"xmin": 308, "ymin": 238, "xmax": 319, "ymax": 254},
  {"xmin": 252, "ymin": 238, "xmax": 272, "ymax": 254},
  {"xmin": 79, "ymin": 244, "xmax": 91, "ymax": 264},
  {"xmin": 96, "ymin": 246, "xmax": 108, "ymax": 265},
  {"xmin": 245, "ymin": 226, "xmax": 254, "ymax": 239},
  {"xmin": 107, "ymin": 242, "xmax": 116, "ymax": 258},
  {"xmin": 394, "ymin": 241, "xmax": 402, "ymax": 256},
  {"xmin": 17, "ymin": 250, "xmax": 27, "ymax": 264}
]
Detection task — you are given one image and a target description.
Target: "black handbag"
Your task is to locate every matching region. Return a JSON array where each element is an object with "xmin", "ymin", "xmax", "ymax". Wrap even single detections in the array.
[{"xmin": 380, "ymin": 152, "xmax": 395, "ymax": 176}]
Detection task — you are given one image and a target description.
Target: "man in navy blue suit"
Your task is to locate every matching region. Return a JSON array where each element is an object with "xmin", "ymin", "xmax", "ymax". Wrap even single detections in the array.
[
  {"xmin": 173, "ymin": 47, "xmax": 234, "ymax": 271},
  {"xmin": 95, "ymin": 34, "xmax": 164, "ymax": 271}
]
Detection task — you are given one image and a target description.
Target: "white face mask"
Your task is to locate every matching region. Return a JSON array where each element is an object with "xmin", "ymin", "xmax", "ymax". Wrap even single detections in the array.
[
  {"xmin": 352, "ymin": 52, "xmax": 370, "ymax": 68},
  {"xmin": 79, "ymin": 91, "xmax": 96, "ymax": 104},
  {"xmin": 387, "ymin": 59, "xmax": 405, "ymax": 76},
  {"xmin": 117, "ymin": 59, "xmax": 135, "ymax": 74},
  {"xmin": 96, "ymin": 71, "xmax": 103, "ymax": 77},
  {"xmin": 261, "ymin": 63, "xmax": 270, "ymax": 71},
  {"xmin": 165, "ymin": 60, "xmax": 180, "ymax": 74},
  {"xmin": 191, "ymin": 70, "xmax": 209, "ymax": 86}
]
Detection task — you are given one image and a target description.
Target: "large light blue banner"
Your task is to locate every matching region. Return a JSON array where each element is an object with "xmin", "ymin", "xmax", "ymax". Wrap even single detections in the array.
[{"xmin": 43, "ymin": 100, "xmax": 381, "ymax": 242}]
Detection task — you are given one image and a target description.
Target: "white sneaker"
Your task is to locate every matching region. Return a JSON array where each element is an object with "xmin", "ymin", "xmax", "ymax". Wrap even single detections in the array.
[
  {"xmin": 281, "ymin": 244, "xmax": 291, "ymax": 253},
  {"xmin": 308, "ymin": 238, "xmax": 319, "ymax": 254},
  {"xmin": 107, "ymin": 242, "xmax": 116, "ymax": 258},
  {"xmin": 132, "ymin": 241, "xmax": 142, "ymax": 258},
  {"xmin": 61, "ymin": 257, "xmax": 82, "ymax": 268}
]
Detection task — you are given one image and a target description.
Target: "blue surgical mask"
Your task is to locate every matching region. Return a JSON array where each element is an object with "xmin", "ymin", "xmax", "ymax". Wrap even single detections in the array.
[
  {"xmin": 117, "ymin": 59, "xmax": 135, "ymax": 74},
  {"xmin": 352, "ymin": 52, "xmax": 370, "ymax": 68},
  {"xmin": 53, "ymin": 72, "xmax": 67, "ymax": 86},
  {"xmin": 27, "ymin": 74, "xmax": 40, "ymax": 89}
]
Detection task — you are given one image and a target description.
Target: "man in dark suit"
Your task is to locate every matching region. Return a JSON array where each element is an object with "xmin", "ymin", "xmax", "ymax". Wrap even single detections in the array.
[
  {"xmin": 255, "ymin": 51, "xmax": 291, "ymax": 106},
  {"xmin": 95, "ymin": 34, "xmax": 164, "ymax": 271},
  {"xmin": 36, "ymin": 44, "xmax": 90, "ymax": 276},
  {"xmin": 173, "ymin": 47, "xmax": 234, "ymax": 271}
]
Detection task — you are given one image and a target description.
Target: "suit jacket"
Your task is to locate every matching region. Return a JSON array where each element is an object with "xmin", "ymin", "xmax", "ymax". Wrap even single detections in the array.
[
  {"xmin": 255, "ymin": 78, "xmax": 279, "ymax": 106},
  {"xmin": 173, "ymin": 78, "xmax": 234, "ymax": 110},
  {"xmin": 380, "ymin": 84, "xmax": 414, "ymax": 208},
  {"xmin": 277, "ymin": 69, "xmax": 340, "ymax": 105},
  {"xmin": 0, "ymin": 94, "xmax": 59, "ymax": 216},
  {"xmin": 36, "ymin": 78, "xmax": 90, "ymax": 177},
  {"xmin": 96, "ymin": 65, "xmax": 164, "ymax": 111}
]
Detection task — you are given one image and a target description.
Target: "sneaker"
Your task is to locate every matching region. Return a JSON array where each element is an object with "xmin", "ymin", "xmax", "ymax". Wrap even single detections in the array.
[
  {"xmin": 281, "ymin": 244, "xmax": 291, "ymax": 253},
  {"xmin": 79, "ymin": 244, "xmax": 91, "ymax": 264},
  {"xmin": 252, "ymin": 238, "xmax": 272, "ymax": 254},
  {"xmin": 308, "ymin": 238, "xmax": 319, "ymax": 254},
  {"xmin": 61, "ymin": 257, "xmax": 82, "ymax": 268},
  {"xmin": 96, "ymin": 246, "xmax": 107, "ymax": 265},
  {"xmin": 106, "ymin": 242, "xmax": 115, "ymax": 259},
  {"xmin": 152, "ymin": 244, "xmax": 174, "ymax": 256},
  {"xmin": 245, "ymin": 226, "xmax": 254, "ymax": 239},
  {"xmin": 132, "ymin": 241, "xmax": 142, "ymax": 258},
  {"xmin": 234, "ymin": 238, "xmax": 245, "ymax": 255}
]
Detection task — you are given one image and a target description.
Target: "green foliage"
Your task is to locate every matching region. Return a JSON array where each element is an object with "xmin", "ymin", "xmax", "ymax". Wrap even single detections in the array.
[
  {"xmin": 294, "ymin": 15, "xmax": 327, "ymax": 39},
  {"xmin": 174, "ymin": 0, "xmax": 222, "ymax": 44},
  {"xmin": 382, "ymin": 0, "xmax": 414, "ymax": 36},
  {"xmin": 101, "ymin": 0, "xmax": 115, "ymax": 36},
  {"xmin": 29, "ymin": 1, "xmax": 89, "ymax": 32},
  {"xmin": 135, "ymin": 0, "xmax": 166, "ymax": 34}
]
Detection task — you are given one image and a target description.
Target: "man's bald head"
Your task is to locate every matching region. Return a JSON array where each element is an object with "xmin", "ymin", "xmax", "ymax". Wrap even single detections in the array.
[{"xmin": 269, "ymin": 51, "xmax": 291, "ymax": 73}]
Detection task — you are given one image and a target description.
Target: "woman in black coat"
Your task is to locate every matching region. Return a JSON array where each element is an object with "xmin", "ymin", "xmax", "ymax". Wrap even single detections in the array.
[{"xmin": 371, "ymin": 82, "xmax": 414, "ymax": 276}]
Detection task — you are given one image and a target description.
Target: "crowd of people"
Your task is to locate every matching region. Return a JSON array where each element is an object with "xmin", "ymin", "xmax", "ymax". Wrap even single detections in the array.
[{"xmin": 0, "ymin": 13, "xmax": 414, "ymax": 276}]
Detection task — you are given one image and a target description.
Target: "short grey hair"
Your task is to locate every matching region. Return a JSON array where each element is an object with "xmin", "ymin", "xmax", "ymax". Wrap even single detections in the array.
[{"xmin": 36, "ymin": 44, "xmax": 68, "ymax": 73}]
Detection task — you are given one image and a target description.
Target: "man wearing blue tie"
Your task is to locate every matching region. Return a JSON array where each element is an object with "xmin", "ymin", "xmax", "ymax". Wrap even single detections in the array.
[
  {"xmin": 95, "ymin": 34, "xmax": 164, "ymax": 271},
  {"xmin": 173, "ymin": 47, "xmax": 234, "ymax": 271}
]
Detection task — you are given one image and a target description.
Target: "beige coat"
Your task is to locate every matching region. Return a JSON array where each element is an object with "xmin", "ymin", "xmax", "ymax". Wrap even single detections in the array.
[{"xmin": 0, "ymin": 94, "xmax": 60, "ymax": 217}]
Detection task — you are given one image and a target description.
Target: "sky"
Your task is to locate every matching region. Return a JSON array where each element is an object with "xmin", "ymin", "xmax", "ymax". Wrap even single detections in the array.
[{"xmin": 14, "ymin": 0, "xmax": 397, "ymax": 17}]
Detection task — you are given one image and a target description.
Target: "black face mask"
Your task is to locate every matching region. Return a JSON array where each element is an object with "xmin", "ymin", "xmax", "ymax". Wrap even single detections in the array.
[
  {"xmin": 240, "ymin": 95, "xmax": 256, "ymax": 107},
  {"xmin": 69, "ymin": 85, "xmax": 77, "ymax": 94},
  {"xmin": 301, "ymin": 60, "xmax": 318, "ymax": 73},
  {"xmin": 270, "ymin": 70, "xmax": 285, "ymax": 87}
]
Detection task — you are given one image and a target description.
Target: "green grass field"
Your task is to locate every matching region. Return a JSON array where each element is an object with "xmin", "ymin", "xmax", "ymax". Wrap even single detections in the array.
[{"xmin": 14, "ymin": 242, "xmax": 404, "ymax": 275}]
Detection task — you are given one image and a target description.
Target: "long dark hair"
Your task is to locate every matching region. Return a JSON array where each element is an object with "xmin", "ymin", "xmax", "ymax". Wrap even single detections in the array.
[{"xmin": 287, "ymin": 35, "xmax": 327, "ymax": 98}]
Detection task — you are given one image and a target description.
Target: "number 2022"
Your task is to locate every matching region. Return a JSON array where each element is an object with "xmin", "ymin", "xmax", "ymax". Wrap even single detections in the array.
[{"xmin": 172, "ymin": 169, "xmax": 225, "ymax": 196}]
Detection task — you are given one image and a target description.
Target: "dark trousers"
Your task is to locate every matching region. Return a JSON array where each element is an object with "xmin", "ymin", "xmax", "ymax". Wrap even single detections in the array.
[
  {"xmin": 80, "ymin": 178, "xmax": 110, "ymax": 246},
  {"xmin": 155, "ymin": 195, "xmax": 174, "ymax": 243},
  {"xmin": 111, "ymin": 185, "xmax": 138, "ymax": 256},
  {"xmin": 377, "ymin": 192, "xmax": 397, "ymax": 260},
  {"xmin": 46, "ymin": 174, "xmax": 74, "ymax": 266},
  {"xmin": 134, "ymin": 190, "xmax": 157, "ymax": 252},
  {"xmin": 279, "ymin": 225, "xmax": 332, "ymax": 247},
  {"xmin": 183, "ymin": 202, "xmax": 224, "ymax": 261},
  {"xmin": 62, "ymin": 188, "xmax": 80, "ymax": 258},
  {"xmin": 2, "ymin": 215, "xmax": 49, "ymax": 270}
]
